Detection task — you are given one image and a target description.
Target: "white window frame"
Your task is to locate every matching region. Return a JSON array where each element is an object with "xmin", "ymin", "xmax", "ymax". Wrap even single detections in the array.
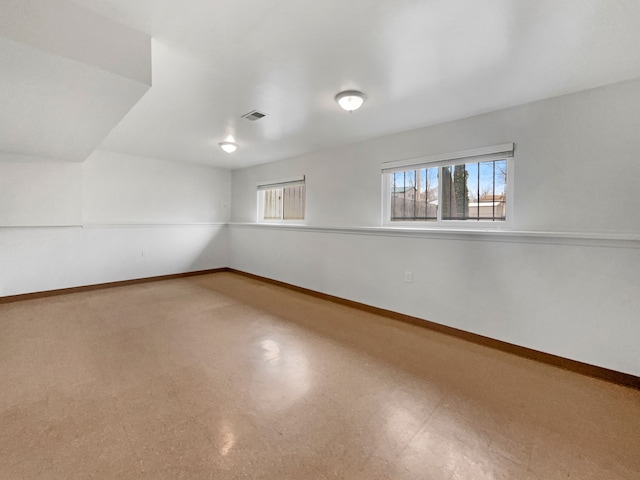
[
  {"xmin": 381, "ymin": 144, "xmax": 515, "ymax": 228},
  {"xmin": 257, "ymin": 175, "xmax": 306, "ymax": 223}
]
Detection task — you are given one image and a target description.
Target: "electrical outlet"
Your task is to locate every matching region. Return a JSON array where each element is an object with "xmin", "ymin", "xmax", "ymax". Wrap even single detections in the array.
[{"xmin": 404, "ymin": 271, "xmax": 412, "ymax": 283}]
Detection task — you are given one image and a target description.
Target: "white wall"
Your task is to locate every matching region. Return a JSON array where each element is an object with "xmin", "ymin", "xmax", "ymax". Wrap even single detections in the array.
[
  {"xmin": 0, "ymin": 155, "xmax": 82, "ymax": 226},
  {"xmin": 230, "ymin": 78, "xmax": 640, "ymax": 376},
  {"xmin": 233, "ymin": 78, "xmax": 640, "ymax": 233},
  {"xmin": 83, "ymin": 150, "xmax": 230, "ymax": 224},
  {"xmin": 0, "ymin": 150, "xmax": 230, "ymax": 296}
]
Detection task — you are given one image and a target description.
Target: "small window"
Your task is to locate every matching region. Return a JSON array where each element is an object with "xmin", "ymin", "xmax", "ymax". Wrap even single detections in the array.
[
  {"xmin": 258, "ymin": 176, "xmax": 306, "ymax": 221},
  {"xmin": 383, "ymin": 144, "xmax": 513, "ymax": 225}
]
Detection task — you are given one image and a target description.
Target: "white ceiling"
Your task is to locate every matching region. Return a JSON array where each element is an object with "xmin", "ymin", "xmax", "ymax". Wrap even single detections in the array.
[{"xmin": 6, "ymin": 0, "xmax": 640, "ymax": 169}]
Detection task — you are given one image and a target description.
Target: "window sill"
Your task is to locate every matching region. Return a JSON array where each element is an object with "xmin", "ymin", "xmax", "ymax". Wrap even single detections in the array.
[
  {"xmin": 228, "ymin": 223, "xmax": 640, "ymax": 248},
  {"xmin": 257, "ymin": 221, "xmax": 307, "ymax": 225}
]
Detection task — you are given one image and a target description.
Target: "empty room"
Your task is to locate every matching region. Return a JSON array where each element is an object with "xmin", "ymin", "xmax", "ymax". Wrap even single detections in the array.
[{"xmin": 1, "ymin": 0, "xmax": 639, "ymax": 479}]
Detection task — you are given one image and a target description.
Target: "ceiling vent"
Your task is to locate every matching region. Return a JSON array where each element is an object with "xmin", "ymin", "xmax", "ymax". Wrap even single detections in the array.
[{"xmin": 241, "ymin": 110, "xmax": 267, "ymax": 121}]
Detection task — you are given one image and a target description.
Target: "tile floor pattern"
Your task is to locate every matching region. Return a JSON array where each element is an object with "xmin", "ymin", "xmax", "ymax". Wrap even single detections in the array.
[{"xmin": 1, "ymin": 272, "xmax": 639, "ymax": 479}]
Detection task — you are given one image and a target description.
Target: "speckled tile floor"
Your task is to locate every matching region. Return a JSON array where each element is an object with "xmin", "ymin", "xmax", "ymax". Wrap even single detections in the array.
[{"xmin": 1, "ymin": 272, "xmax": 639, "ymax": 479}]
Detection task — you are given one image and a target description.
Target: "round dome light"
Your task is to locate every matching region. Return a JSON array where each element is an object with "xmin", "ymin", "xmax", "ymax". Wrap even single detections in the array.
[
  {"xmin": 219, "ymin": 141, "xmax": 238, "ymax": 153},
  {"xmin": 335, "ymin": 90, "xmax": 366, "ymax": 112}
]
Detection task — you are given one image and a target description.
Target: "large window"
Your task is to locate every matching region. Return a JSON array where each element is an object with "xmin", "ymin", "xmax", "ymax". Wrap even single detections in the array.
[
  {"xmin": 383, "ymin": 144, "xmax": 513, "ymax": 224},
  {"xmin": 257, "ymin": 176, "xmax": 306, "ymax": 221}
]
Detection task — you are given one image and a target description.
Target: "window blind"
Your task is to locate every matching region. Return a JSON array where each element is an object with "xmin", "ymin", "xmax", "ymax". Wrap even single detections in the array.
[
  {"xmin": 257, "ymin": 175, "xmax": 305, "ymax": 190},
  {"xmin": 382, "ymin": 143, "xmax": 514, "ymax": 174}
]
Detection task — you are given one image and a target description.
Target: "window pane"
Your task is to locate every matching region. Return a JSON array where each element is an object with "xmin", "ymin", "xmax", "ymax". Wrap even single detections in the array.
[
  {"xmin": 466, "ymin": 162, "xmax": 479, "ymax": 220},
  {"xmin": 283, "ymin": 184, "xmax": 305, "ymax": 220},
  {"xmin": 263, "ymin": 188, "xmax": 283, "ymax": 220},
  {"xmin": 426, "ymin": 167, "xmax": 438, "ymax": 219},
  {"xmin": 441, "ymin": 159, "xmax": 507, "ymax": 221},
  {"xmin": 494, "ymin": 160, "xmax": 507, "ymax": 220},
  {"xmin": 390, "ymin": 167, "xmax": 437, "ymax": 221},
  {"xmin": 416, "ymin": 168, "xmax": 427, "ymax": 219},
  {"xmin": 442, "ymin": 164, "xmax": 471, "ymax": 220}
]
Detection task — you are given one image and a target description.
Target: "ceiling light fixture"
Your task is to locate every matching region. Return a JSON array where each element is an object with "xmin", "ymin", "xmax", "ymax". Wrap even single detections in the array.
[
  {"xmin": 335, "ymin": 90, "xmax": 366, "ymax": 112},
  {"xmin": 219, "ymin": 141, "xmax": 237, "ymax": 153}
]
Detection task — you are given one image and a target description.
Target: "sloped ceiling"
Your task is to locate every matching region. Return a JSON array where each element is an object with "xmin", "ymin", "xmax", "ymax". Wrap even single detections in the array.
[
  {"xmin": 3, "ymin": 0, "xmax": 640, "ymax": 168},
  {"xmin": 0, "ymin": 0, "xmax": 150, "ymax": 162}
]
